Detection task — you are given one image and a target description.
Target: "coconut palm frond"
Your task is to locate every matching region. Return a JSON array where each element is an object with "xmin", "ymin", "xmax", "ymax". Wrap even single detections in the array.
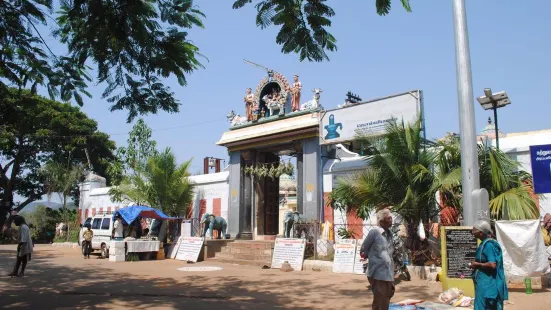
[
  {"xmin": 490, "ymin": 184, "xmax": 539, "ymax": 220},
  {"xmin": 109, "ymin": 148, "xmax": 195, "ymax": 217}
]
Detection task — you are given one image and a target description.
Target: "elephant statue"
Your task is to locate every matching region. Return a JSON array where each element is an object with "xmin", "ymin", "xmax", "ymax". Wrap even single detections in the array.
[
  {"xmin": 283, "ymin": 211, "xmax": 306, "ymax": 238},
  {"xmin": 201, "ymin": 213, "xmax": 227, "ymax": 240}
]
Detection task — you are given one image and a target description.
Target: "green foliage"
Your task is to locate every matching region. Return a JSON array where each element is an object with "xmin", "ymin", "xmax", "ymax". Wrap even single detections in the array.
[
  {"xmin": 53, "ymin": 217, "xmax": 80, "ymax": 243},
  {"xmin": 1, "ymin": 0, "xmax": 206, "ymax": 122},
  {"xmin": 331, "ymin": 117, "xmax": 438, "ymax": 226},
  {"xmin": 3, "ymin": 0, "xmax": 411, "ymax": 117},
  {"xmin": 336, "ymin": 227, "xmax": 356, "ymax": 239},
  {"xmin": 107, "ymin": 119, "xmax": 158, "ymax": 185},
  {"xmin": 433, "ymin": 137, "xmax": 539, "ymax": 220},
  {"xmin": 0, "ymin": 0, "xmax": 89, "ymax": 100},
  {"xmin": 331, "ymin": 119, "xmax": 540, "ymax": 245},
  {"xmin": 41, "ymin": 160, "xmax": 85, "ymax": 241},
  {"xmin": 110, "ymin": 148, "xmax": 195, "ymax": 217},
  {"xmin": 0, "ymin": 89, "xmax": 117, "ymax": 226},
  {"xmin": 23, "ymin": 205, "xmax": 72, "ymax": 242},
  {"xmin": 233, "ymin": 0, "xmax": 411, "ymax": 61},
  {"xmin": 42, "ymin": 162, "xmax": 85, "ymax": 202}
]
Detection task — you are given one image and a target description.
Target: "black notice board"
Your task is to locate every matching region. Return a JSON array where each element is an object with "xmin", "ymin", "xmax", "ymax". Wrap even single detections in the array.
[{"xmin": 445, "ymin": 228, "xmax": 478, "ymax": 278}]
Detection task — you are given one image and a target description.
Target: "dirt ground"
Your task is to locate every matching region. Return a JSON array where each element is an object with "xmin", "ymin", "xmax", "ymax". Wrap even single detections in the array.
[{"xmin": 0, "ymin": 245, "xmax": 549, "ymax": 309}]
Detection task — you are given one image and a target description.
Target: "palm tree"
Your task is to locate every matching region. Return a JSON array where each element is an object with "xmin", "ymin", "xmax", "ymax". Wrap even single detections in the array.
[
  {"xmin": 433, "ymin": 136, "xmax": 539, "ymax": 221},
  {"xmin": 331, "ymin": 117, "xmax": 437, "ymax": 251},
  {"xmin": 109, "ymin": 148, "xmax": 195, "ymax": 217},
  {"xmin": 41, "ymin": 161, "xmax": 85, "ymax": 241}
]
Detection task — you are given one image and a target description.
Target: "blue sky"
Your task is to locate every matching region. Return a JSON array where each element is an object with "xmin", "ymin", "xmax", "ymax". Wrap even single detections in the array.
[{"xmin": 36, "ymin": 0, "xmax": 551, "ymax": 174}]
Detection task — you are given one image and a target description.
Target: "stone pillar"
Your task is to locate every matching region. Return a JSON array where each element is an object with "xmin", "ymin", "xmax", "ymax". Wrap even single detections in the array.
[
  {"xmin": 301, "ymin": 137, "xmax": 321, "ymax": 221},
  {"xmin": 296, "ymin": 152, "xmax": 304, "ymax": 215},
  {"xmin": 227, "ymin": 151, "xmax": 241, "ymax": 238},
  {"xmin": 240, "ymin": 151, "xmax": 254, "ymax": 239}
]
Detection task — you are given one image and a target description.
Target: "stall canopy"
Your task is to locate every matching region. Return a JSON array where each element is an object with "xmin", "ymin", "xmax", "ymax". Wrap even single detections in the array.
[{"xmin": 113, "ymin": 205, "xmax": 178, "ymax": 224}]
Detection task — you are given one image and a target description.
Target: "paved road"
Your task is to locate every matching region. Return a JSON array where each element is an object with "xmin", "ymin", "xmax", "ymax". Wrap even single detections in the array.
[{"xmin": 0, "ymin": 245, "xmax": 549, "ymax": 309}]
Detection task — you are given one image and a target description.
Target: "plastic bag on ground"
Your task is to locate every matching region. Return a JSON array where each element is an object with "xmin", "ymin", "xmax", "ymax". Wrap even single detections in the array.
[{"xmin": 438, "ymin": 288, "xmax": 463, "ymax": 304}]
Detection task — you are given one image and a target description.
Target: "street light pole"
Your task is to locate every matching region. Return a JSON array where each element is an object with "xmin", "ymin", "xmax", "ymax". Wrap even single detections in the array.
[
  {"xmin": 452, "ymin": 0, "xmax": 480, "ymax": 226},
  {"xmin": 493, "ymin": 105, "xmax": 500, "ymax": 149}
]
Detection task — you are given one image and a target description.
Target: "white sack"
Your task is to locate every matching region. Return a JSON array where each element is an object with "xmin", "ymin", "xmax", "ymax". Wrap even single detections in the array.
[{"xmin": 495, "ymin": 220, "xmax": 551, "ymax": 277}]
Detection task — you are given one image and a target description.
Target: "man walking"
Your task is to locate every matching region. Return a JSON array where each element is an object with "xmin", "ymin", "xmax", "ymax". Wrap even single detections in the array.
[
  {"xmin": 83, "ymin": 224, "xmax": 93, "ymax": 259},
  {"xmin": 361, "ymin": 209, "xmax": 395, "ymax": 309},
  {"xmin": 8, "ymin": 215, "xmax": 33, "ymax": 277}
]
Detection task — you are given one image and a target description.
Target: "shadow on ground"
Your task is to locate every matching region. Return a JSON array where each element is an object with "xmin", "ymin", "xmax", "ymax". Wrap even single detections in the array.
[{"xmin": 1, "ymin": 247, "xmax": 401, "ymax": 309}]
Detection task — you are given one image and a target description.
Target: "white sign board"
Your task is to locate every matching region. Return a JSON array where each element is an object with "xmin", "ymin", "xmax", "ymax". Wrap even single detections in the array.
[
  {"xmin": 271, "ymin": 238, "xmax": 306, "ymax": 271},
  {"xmin": 175, "ymin": 237, "xmax": 204, "ymax": 262},
  {"xmin": 353, "ymin": 239, "xmax": 366, "ymax": 275},
  {"xmin": 320, "ymin": 91, "xmax": 422, "ymax": 145},
  {"xmin": 332, "ymin": 239, "xmax": 357, "ymax": 273}
]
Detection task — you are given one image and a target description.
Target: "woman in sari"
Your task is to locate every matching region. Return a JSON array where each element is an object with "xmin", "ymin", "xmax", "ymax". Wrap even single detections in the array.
[{"xmin": 470, "ymin": 220, "xmax": 508, "ymax": 310}]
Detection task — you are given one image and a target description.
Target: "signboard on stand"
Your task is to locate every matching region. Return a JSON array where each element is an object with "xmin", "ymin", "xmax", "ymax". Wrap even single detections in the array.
[
  {"xmin": 530, "ymin": 144, "xmax": 551, "ymax": 194},
  {"xmin": 175, "ymin": 237, "xmax": 205, "ymax": 262},
  {"xmin": 271, "ymin": 238, "xmax": 306, "ymax": 271},
  {"xmin": 445, "ymin": 228, "xmax": 478, "ymax": 278},
  {"xmin": 440, "ymin": 226, "xmax": 476, "ymax": 297},
  {"xmin": 353, "ymin": 239, "xmax": 366, "ymax": 275},
  {"xmin": 332, "ymin": 239, "xmax": 357, "ymax": 273}
]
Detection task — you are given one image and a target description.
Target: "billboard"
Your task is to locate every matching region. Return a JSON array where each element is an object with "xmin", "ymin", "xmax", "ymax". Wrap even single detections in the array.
[
  {"xmin": 530, "ymin": 144, "xmax": 551, "ymax": 194},
  {"xmin": 319, "ymin": 90, "xmax": 423, "ymax": 145}
]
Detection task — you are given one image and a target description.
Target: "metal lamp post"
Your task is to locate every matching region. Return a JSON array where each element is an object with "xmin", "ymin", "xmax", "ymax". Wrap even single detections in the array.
[
  {"xmin": 452, "ymin": 0, "xmax": 480, "ymax": 226},
  {"xmin": 476, "ymin": 88, "xmax": 511, "ymax": 149}
]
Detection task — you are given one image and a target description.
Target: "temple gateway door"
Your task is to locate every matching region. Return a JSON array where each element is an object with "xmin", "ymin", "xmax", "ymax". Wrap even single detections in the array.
[{"xmin": 264, "ymin": 153, "xmax": 280, "ymax": 235}]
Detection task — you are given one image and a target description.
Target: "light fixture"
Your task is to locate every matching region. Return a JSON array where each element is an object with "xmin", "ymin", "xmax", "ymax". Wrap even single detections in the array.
[{"xmin": 476, "ymin": 88, "xmax": 511, "ymax": 149}]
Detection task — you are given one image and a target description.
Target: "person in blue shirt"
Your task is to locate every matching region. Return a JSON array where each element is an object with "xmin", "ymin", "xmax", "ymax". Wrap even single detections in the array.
[{"xmin": 470, "ymin": 220, "xmax": 508, "ymax": 310}]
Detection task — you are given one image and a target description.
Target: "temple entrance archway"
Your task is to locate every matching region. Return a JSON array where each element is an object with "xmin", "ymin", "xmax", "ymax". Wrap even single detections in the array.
[{"xmin": 217, "ymin": 69, "xmax": 323, "ymax": 240}]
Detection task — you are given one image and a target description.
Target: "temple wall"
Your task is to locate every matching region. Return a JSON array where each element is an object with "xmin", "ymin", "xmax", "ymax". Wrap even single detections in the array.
[{"xmin": 78, "ymin": 171, "xmax": 230, "ymax": 228}]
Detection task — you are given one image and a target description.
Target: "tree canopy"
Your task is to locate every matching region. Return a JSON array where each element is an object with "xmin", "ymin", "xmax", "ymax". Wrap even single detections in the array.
[
  {"xmin": 106, "ymin": 119, "xmax": 158, "ymax": 186},
  {"xmin": 232, "ymin": 0, "xmax": 412, "ymax": 61},
  {"xmin": 0, "ymin": 88, "xmax": 117, "ymax": 226},
  {"xmin": 1, "ymin": 0, "xmax": 409, "ymax": 122},
  {"xmin": 1, "ymin": 0, "xmax": 205, "ymax": 122}
]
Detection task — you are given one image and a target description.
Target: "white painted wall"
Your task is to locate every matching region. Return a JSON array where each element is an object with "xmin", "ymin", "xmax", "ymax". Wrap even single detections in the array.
[
  {"xmin": 188, "ymin": 171, "xmax": 230, "ymax": 221},
  {"xmin": 78, "ymin": 170, "xmax": 231, "ymax": 225}
]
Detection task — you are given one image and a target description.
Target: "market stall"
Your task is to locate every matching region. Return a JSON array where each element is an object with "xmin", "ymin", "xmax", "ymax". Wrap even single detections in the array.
[{"xmin": 109, "ymin": 206, "xmax": 180, "ymax": 262}]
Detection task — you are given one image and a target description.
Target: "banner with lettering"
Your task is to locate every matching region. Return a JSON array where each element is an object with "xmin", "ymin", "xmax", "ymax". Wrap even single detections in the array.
[{"xmin": 530, "ymin": 144, "xmax": 551, "ymax": 194}]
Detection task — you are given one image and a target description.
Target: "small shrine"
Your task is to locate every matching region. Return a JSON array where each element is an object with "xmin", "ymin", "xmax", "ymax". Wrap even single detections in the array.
[
  {"xmin": 226, "ymin": 61, "xmax": 323, "ymax": 128},
  {"xmin": 217, "ymin": 61, "xmax": 324, "ymax": 240},
  {"xmin": 477, "ymin": 117, "xmax": 506, "ymax": 142}
]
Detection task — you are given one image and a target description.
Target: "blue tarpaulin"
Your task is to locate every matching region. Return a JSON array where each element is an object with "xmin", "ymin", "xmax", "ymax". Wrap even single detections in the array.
[{"xmin": 112, "ymin": 205, "xmax": 177, "ymax": 224}]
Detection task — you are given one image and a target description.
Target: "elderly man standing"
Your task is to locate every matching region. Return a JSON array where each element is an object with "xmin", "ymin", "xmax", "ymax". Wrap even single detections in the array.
[{"xmin": 361, "ymin": 208, "xmax": 395, "ymax": 310}]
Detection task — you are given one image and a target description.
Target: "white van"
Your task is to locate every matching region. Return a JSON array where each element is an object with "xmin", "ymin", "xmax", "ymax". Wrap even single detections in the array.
[{"xmin": 78, "ymin": 212, "xmax": 116, "ymax": 258}]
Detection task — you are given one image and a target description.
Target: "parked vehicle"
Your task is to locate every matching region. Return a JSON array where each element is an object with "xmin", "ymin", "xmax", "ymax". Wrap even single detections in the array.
[{"xmin": 78, "ymin": 212, "xmax": 115, "ymax": 258}]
